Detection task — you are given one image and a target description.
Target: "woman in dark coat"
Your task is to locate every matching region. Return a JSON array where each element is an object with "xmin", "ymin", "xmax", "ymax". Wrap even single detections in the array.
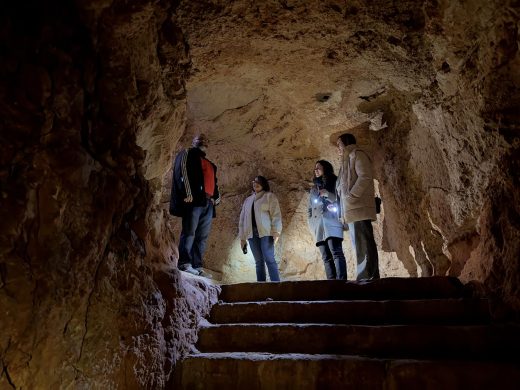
[{"xmin": 308, "ymin": 160, "xmax": 347, "ymax": 279}]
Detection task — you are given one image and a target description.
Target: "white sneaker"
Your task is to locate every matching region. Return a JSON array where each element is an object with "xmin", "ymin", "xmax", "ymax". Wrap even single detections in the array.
[
  {"xmin": 195, "ymin": 268, "xmax": 213, "ymax": 279},
  {"xmin": 179, "ymin": 264, "xmax": 200, "ymax": 276}
]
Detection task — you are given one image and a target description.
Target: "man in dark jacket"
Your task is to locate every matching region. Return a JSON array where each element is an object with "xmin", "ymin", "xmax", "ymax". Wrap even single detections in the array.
[{"xmin": 170, "ymin": 134, "xmax": 221, "ymax": 277}]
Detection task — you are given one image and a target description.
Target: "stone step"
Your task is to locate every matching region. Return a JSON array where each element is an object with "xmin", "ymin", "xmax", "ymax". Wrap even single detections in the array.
[
  {"xmin": 219, "ymin": 277, "xmax": 467, "ymax": 303},
  {"xmin": 210, "ymin": 298, "xmax": 491, "ymax": 325},
  {"xmin": 197, "ymin": 323, "xmax": 520, "ymax": 359},
  {"xmin": 173, "ymin": 352, "xmax": 520, "ymax": 390}
]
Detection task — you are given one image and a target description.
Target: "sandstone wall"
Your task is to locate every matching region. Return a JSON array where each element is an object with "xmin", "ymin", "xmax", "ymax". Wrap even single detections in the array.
[
  {"xmin": 0, "ymin": 0, "xmax": 518, "ymax": 388},
  {"xmin": 174, "ymin": 0, "xmax": 519, "ymax": 311},
  {"xmin": 0, "ymin": 1, "xmax": 218, "ymax": 388}
]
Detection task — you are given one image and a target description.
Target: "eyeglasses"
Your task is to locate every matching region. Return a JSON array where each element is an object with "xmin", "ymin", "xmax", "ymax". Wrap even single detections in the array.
[{"xmin": 252, "ymin": 180, "xmax": 261, "ymax": 184}]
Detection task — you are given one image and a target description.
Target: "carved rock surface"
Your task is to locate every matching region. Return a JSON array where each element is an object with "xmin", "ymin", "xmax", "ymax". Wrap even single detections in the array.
[
  {"xmin": 174, "ymin": 0, "xmax": 519, "ymax": 303},
  {"xmin": 0, "ymin": 1, "xmax": 219, "ymax": 388},
  {"xmin": 0, "ymin": 0, "xmax": 519, "ymax": 388}
]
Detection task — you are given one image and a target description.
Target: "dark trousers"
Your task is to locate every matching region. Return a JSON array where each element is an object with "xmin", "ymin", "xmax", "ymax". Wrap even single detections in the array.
[
  {"xmin": 248, "ymin": 229, "xmax": 280, "ymax": 282},
  {"xmin": 318, "ymin": 237, "xmax": 347, "ymax": 280},
  {"xmin": 178, "ymin": 200, "xmax": 213, "ymax": 269},
  {"xmin": 347, "ymin": 220, "xmax": 380, "ymax": 280}
]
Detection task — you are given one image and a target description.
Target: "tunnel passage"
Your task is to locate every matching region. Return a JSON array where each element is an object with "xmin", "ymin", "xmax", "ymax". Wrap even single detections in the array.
[
  {"xmin": 170, "ymin": 0, "xmax": 519, "ymax": 286},
  {"xmin": 0, "ymin": 0, "xmax": 518, "ymax": 388}
]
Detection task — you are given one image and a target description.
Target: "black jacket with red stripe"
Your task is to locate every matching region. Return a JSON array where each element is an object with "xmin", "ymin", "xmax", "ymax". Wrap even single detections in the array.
[{"xmin": 169, "ymin": 147, "xmax": 221, "ymax": 217}]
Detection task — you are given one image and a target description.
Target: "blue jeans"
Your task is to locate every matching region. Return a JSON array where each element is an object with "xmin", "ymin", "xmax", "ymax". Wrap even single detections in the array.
[
  {"xmin": 348, "ymin": 220, "xmax": 380, "ymax": 280},
  {"xmin": 248, "ymin": 233, "xmax": 280, "ymax": 282},
  {"xmin": 318, "ymin": 237, "xmax": 347, "ymax": 280},
  {"xmin": 178, "ymin": 200, "xmax": 213, "ymax": 269}
]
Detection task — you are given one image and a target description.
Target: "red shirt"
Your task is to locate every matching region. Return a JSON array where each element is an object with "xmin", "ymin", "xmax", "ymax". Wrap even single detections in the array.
[{"xmin": 200, "ymin": 157, "xmax": 215, "ymax": 197}]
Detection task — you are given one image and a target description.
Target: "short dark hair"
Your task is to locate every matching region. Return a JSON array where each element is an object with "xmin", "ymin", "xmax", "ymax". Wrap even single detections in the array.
[
  {"xmin": 192, "ymin": 133, "xmax": 208, "ymax": 148},
  {"xmin": 255, "ymin": 175, "xmax": 270, "ymax": 192},
  {"xmin": 338, "ymin": 133, "xmax": 356, "ymax": 146}
]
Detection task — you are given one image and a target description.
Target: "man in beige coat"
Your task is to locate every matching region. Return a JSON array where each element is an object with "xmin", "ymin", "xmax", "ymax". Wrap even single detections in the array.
[{"xmin": 336, "ymin": 133, "xmax": 380, "ymax": 280}]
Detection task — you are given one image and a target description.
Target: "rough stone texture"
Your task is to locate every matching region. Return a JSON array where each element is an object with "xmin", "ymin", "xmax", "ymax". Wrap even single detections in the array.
[
  {"xmin": 0, "ymin": 0, "xmax": 519, "ymax": 388},
  {"xmin": 0, "ymin": 1, "xmax": 218, "ymax": 388},
  {"xmin": 198, "ymin": 323, "xmax": 520, "ymax": 357},
  {"xmin": 177, "ymin": 277, "xmax": 520, "ymax": 389},
  {"xmin": 177, "ymin": 353, "xmax": 520, "ymax": 390},
  {"xmin": 219, "ymin": 276, "xmax": 466, "ymax": 302},
  {"xmin": 173, "ymin": 0, "xmax": 520, "ymax": 311},
  {"xmin": 210, "ymin": 299, "xmax": 491, "ymax": 325}
]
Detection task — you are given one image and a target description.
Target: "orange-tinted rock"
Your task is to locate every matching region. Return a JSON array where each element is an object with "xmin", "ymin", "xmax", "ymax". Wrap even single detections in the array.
[{"xmin": 1, "ymin": 0, "xmax": 519, "ymax": 388}]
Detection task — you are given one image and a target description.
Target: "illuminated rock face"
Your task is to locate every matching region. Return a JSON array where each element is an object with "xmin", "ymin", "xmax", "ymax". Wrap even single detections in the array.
[
  {"xmin": 0, "ymin": 1, "xmax": 218, "ymax": 388},
  {"xmin": 174, "ymin": 0, "xmax": 519, "ymax": 294},
  {"xmin": 0, "ymin": 0, "xmax": 518, "ymax": 388}
]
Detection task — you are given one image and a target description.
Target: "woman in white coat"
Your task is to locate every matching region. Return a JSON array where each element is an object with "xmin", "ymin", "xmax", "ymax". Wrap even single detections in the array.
[
  {"xmin": 308, "ymin": 160, "xmax": 347, "ymax": 279},
  {"xmin": 239, "ymin": 176, "xmax": 282, "ymax": 282}
]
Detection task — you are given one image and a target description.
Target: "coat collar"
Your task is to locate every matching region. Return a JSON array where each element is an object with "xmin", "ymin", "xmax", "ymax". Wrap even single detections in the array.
[
  {"xmin": 254, "ymin": 190, "xmax": 266, "ymax": 201},
  {"xmin": 341, "ymin": 144, "xmax": 357, "ymax": 162},
  {"xmin": 345, "ymin": 144, "xmax": 357, "ymax": 157},
  {"xmin": 191, "ymin": 147, "xmax": 207, "ymax": 158}
]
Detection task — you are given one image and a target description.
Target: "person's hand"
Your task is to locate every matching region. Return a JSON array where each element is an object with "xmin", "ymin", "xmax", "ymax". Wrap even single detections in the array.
[
  {"xmin": 240, "ymin": 240, "xmax": 247, "ymax": 248},
  {"xmin": 273, "ymin": 233, "xmax": 280, "ymax": 244},
  {"xmin": 339, "ymin": 217, "xmax": 349, "ymax": 231},
  {"xmin": 184, "ymin": 195, "xmax": 193, "ymax": 203}
]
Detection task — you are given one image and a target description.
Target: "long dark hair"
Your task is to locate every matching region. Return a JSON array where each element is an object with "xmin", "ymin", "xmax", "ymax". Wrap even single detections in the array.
[
  {"xmin": 313, "ymin": 160, "xmax": 337, "ymax": 192},
  {"xmin": 255, "ymin": 175, "xmax": 270, "ymax": 192}
]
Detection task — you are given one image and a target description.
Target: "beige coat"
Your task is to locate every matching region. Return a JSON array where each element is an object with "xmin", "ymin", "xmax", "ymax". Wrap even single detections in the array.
[
  {"xmin": 336, "ymin": 145, "xmax": 377, "ymax": 223},
  {"xmin": 239, "ymin": 191, "xmax": 282, "ymax": 240}
]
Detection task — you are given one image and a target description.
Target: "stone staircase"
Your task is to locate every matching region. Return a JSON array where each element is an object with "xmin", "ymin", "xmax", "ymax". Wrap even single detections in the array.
[{"xmin": 173, "ymin": 277, "xmax": 520, "ymax": 389}]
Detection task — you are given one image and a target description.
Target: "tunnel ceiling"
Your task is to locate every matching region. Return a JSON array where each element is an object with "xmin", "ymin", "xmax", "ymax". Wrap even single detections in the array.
[{"xmin": 176, "ymin": 0, "xmax": 429, "ymax": 151}]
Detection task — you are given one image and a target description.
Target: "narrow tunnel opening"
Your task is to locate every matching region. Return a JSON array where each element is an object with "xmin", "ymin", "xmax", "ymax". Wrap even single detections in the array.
[
  {"xmin": 168, "ymin": 3, "xmax": 431, "ymax": 283},
  {"xmin": 161, "ymin": 0, "xmax": 520, "ymax": 286}
]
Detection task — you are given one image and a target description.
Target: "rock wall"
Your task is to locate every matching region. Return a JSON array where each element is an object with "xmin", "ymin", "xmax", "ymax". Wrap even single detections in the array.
[
  {"xmin": 0, "ymin": 1, "xmax": 218, "ymax": 388},
  {"xmin": 0, "ymin": 0, "xmax": 518, "ymax": 388},
  {"xmin": 174, "ymin": 0, "xmax": 519, "ymax": 311}
]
